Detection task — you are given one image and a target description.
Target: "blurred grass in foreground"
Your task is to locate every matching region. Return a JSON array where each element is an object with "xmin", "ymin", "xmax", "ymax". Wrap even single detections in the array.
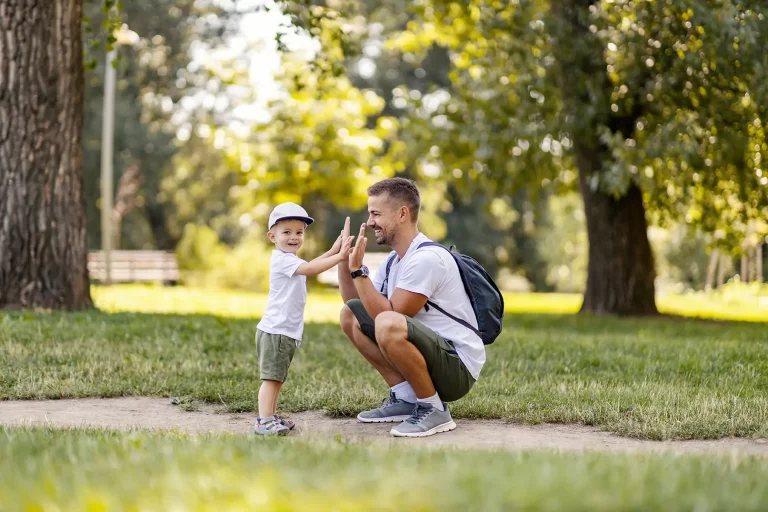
[{"xmin": 2, "ymin": 427, "xmax": 768, "ymax": 512}]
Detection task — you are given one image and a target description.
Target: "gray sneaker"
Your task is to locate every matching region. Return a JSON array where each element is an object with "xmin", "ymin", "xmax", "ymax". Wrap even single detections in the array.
[
  {"xmin": 390, "ymin": 402, "xmax": 456, "ymax": 437},
  {"xmin": 254, "ymin": 415, "xmax": 289, "ymax": 435},
  {"xmin": 357, "ymin": 391, "xmax": 416, "ymax": 423}
]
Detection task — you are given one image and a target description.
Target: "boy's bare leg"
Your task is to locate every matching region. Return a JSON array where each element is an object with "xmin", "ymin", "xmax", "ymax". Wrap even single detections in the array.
[
  {"xmin": 340, "ymin": 305, "xmax": 405, "ymax": 387},
  {"xmin": 258, "ymin": 380, "xmax": 283, "ymax": 418}
]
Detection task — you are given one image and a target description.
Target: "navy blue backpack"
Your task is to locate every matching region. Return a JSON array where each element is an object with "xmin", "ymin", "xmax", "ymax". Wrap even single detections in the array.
[{"xmin": 380, "ymin": 242, "xmax": 504, "ymax": 345}]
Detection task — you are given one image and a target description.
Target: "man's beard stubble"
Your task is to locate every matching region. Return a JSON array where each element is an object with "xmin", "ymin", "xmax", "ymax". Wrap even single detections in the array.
[{"xmin": 376, "ymin": 229, "xmax": 396, "ymax": 246}]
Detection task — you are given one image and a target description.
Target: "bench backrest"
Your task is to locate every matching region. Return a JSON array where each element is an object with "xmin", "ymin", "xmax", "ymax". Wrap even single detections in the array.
[{"xmin": 88, "ymin": 251, "xmax": 179, "ymax": 283}]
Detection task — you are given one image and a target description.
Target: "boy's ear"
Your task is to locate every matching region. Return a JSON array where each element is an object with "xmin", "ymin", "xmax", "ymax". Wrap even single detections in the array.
[{"xmin": 267, "ymin": 231, "xmax": 275, "ymax": 243}]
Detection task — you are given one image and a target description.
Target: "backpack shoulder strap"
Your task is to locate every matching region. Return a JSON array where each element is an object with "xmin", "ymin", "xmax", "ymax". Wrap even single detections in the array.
[
  {"xmin": 414, "ymin": 242, "xmax": 482, "ymax": 336},
  {"xmin": 425, "ymin": 299, "xmax": 481, "ymax": 337},
  {"xmin": 417, "ymin": 241, "xmax": 447, "ymax": 251},
  {"xmin": 380, "ymin": 252, "xmax": 397, "ymax": 293}
]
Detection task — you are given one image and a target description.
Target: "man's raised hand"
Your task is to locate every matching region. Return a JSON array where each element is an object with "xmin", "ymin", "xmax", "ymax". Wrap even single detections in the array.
[
  {"xmin": 349, "ymin": 223, "xmax": 367, "ymax": 271},
  {"xmin": 337, "ymin": 234, "xmax": 354, "ymax": 262}
]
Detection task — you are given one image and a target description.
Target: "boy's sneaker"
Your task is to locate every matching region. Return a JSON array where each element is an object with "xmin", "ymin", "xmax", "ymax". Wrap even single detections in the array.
[
  {"xmin": 254, "ymin": 415, "xmax": 289, "ymax": 436},
  {"xmin": 275, "ymin": 414, "xmax": 295, "ymax": 430},
  {"xmin": 390, "ymin": 402, "xmax": 456, "ymax": 437},
  {"xmin": 357, "ymin": 392, "xmax": 416, "ymax": 423}
]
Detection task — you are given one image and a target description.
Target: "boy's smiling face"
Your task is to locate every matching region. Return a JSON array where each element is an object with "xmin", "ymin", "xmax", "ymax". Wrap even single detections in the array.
[{"xmin": 268, "ymin": 219, "xmax": 306, "ymax": 254}]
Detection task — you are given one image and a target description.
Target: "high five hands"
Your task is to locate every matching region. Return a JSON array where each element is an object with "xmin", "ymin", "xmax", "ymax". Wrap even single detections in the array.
[
  {"xmin": 349, "ymin": 223, "xmax": 367, "ymax": 271},
  {"xmin": 337, "ymin": 216, "xmax": 367, "ymax": 271}
]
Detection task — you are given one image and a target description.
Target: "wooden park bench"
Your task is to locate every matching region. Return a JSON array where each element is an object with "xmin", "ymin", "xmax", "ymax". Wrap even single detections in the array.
[{"xmin": 88, "ymin": 250, "xmax": 180, "ymax": 284}]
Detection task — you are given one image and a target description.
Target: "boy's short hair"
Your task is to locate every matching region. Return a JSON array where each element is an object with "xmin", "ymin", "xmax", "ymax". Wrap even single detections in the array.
[{"xmin": 368, "ymin": 178, "xmax": 421, "ymax": 223}]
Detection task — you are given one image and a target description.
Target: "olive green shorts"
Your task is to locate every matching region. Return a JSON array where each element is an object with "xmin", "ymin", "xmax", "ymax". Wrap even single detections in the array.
[
  {"xmin": 345, "ymin": 299, "xmax": 475, "ymax": 402},
  {"xmin": 256, "ymin": 329, "xmax": 298, "ymax": 383}
]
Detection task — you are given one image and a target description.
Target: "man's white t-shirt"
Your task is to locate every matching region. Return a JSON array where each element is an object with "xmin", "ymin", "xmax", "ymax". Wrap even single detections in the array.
[
  {"xmin": 371, "ymin": 233, "xmax": 486, "ymax": 380},
  {"xmin": 256, "ymin": 250, "xmax": 307, "ymax": 343}
]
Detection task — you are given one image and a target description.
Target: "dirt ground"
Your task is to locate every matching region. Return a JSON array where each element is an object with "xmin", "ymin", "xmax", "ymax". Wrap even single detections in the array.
[{"xmin": 2, "ymin": 397, "xmax": 767, "ymax": 455}]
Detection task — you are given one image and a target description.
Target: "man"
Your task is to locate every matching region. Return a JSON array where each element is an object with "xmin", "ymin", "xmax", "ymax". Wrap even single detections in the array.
[{"xmin": 338, "ymin": 177, "xmax": 485, "ymax": 437}]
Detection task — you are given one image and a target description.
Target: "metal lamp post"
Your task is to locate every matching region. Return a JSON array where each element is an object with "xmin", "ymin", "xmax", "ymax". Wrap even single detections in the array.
[{"xmin": 100, "ymin": 26, "xmax": 139, "ymax": 285}]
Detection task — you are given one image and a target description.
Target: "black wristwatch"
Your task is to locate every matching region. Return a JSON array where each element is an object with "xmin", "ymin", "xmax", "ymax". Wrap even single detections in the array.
[{"xmin": 350, "ymin": 265, "xmax": 369, "ymax": 279}]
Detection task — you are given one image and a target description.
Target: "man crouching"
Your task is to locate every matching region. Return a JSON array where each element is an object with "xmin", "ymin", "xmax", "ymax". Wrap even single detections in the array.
[{"xmin": 338, "ymin": 178, "xmax": 485, "ymax": 437}]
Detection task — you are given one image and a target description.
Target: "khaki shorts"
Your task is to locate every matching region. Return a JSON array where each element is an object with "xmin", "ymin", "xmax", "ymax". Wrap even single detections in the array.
[
  {"xmin": 346, "ymin": 299, "xmax": 475, "ymax": 402},
  {"xmin": 256, "ymin": 329, "xmax": 298, "ymax": 382}
]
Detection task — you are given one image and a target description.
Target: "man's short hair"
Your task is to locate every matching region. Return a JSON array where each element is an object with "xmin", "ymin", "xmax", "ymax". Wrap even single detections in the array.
[{"xmin": 368, "ymin": 177, "xmax": 421, "ymax": 223}]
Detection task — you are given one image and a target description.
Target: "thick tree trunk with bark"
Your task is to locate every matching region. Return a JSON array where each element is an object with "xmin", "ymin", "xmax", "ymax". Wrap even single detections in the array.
[
  {"xmin": 577, "ymin": 151, "xmax": 658, "ymax": 315},
  {"xmin": 0, "ymin": 0, "xmax": 92, "ymax": 309},
  {"xmin": 552, "ymin": 0, "xmax": 659, "ymax": 315}
]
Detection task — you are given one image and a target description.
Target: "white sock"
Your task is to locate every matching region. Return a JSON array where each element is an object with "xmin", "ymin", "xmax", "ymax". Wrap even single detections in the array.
[
  {"xmin": 391, "ymin": 381, "xmax": 417, "ymax": 403},
  {"xmin": 417, "ymin": 393, "xmax": 445, "ymax": 411}
]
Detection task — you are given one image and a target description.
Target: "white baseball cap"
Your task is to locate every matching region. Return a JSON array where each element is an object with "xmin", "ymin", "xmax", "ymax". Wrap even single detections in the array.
[{"xmin": 268, "ymin": 202, "xmax": 314, "ymax": 230}]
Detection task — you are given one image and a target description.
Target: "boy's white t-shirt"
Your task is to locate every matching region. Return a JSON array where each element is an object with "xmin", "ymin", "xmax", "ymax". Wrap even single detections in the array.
[
  {"xmin": 371, "ymin": 233, "xmax": 486, "ymax": 380},
  {"xmin": 256, "ymin": 250, "xmax": 307, "ymax": 343}
]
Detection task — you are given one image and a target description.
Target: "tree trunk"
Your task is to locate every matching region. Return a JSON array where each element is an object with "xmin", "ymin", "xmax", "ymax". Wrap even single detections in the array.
[
  {"xmin": 577, "ymin": 151, "xmax": 658, "ymax": 315},
  {"xmin": 0, "ymin": 0, "xmax": 92, "ymax": 310},
  {"xmin": 741, "ymin": 254, "xmax": 749, "ymax": 283},
  {"xmin": 717, "ymin": 253, "xmax": 729, "ymax": 288},
  {"xmin": 705, "ymin": 248, "xmax": 719, "ymax": 291}
]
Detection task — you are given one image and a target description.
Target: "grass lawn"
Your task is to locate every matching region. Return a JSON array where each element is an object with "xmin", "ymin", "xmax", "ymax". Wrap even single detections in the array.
[
  {"xmin": 3, "ymin": 427, "xmax": 768, "ymax": 512},
  {"xmin": 1, "ymin": 285, "xmax": 766, "ymax": 440},
  {"xmin": 90, "ymin": 284, "xmax": 768, "ymax": 322}
]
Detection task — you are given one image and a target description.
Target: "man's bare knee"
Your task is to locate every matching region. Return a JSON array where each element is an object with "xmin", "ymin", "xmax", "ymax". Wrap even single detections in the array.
[
  {"xmin": 375, "ymin": 311, "xmax": 407, "ymax": 350},
  {"xmin": 340, "ymin": 305, "xmax": 357, "ymax": 335}
]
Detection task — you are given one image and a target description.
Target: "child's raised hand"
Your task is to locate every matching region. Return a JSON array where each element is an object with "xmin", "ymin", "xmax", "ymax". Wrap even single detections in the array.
[
  {"xmin": 329, "ymin": 231, "xmax": 344, "ymax": 253},
  {"xmin": 337, "ymin": 235, "xmax": 354, "ymax": 261}
]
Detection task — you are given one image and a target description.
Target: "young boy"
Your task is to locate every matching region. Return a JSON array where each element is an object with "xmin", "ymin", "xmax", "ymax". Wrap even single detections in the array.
[{"xmin": 254, "ymin": 202, "xmax": 352, "ymax": 435}]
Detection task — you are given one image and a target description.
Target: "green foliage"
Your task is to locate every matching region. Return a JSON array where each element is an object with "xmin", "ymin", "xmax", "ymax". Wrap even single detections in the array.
[
  {"xmin": 82, "ymin": 0, "xmax": 248, "ymax": 250},
  {"xmin": 81, "ymin": 1, "xmax": 768, "ymax": 295},
  {"xmin": 176, "ymin": 225, "xmax": 272, "ymax": 292},
  {"xmin": 327, "ymin": 1, "xmax": 551, "ymax": 286},
  {"xmin": 83, "ymin": 1, "xmax": 123, "ymax": 70},
  {"xmin": 651, "ymin": 225, "xmax": 713, "ymax": 291},
  {"xmin": 243, "ymin": 68, "xmax": 397, "ymax": 210},
  {"xmin": 159, "ymin": 130, "xmax": 245, "ymax": 246},
  {"xmin": 82, "ymin": 0, "xmax": 401, "ymax": 260},
  {"xmin": 384, "ymin": 0, "xmax": 768, "ymax": 252},
  {"xmin": 188, "ymin": 29, "xmax": 405, "ymax": 264},
  {"xmin": 175, "ymin": 224, "xmax": 227, "ymax": 272},
  {"xmin": 279, "ymin": 0, "xmax": 367, "ymax": 74},
  {"xmin": 539, "ymin": 194, "xmax": 588, "ymax": 293}
]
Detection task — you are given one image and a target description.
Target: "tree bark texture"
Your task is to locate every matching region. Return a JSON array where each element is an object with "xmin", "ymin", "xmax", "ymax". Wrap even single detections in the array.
[
  {"xmin": 0, "ymin": 0, "xmax": 93, "ymax": 309},
  {"xmin": 577, "ymin": 150, "xmax": 658, "ymax": 315}
]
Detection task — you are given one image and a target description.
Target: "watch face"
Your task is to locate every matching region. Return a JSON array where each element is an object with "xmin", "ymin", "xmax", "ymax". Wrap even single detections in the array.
[{"xmin": 361, "ymin": 265, "xmax": 369, "ymax": 277}]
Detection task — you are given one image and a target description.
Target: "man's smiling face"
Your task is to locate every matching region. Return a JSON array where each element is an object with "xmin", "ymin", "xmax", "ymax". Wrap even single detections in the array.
[{"xmin": 366, "ymin": 194, "xmax": 400, "ymax": 246}]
